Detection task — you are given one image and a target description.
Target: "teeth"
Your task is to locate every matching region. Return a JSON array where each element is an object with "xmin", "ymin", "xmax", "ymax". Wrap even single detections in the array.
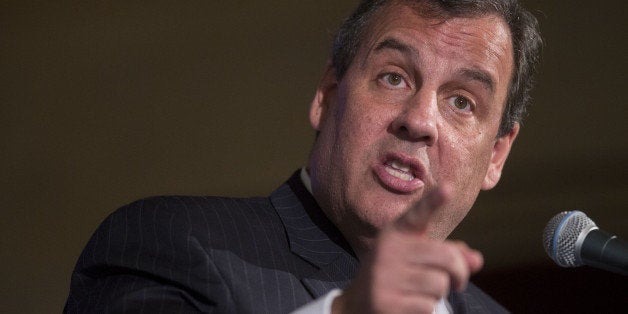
[
  {"xmin": 390, "ymin": 161, "xmax": 410, "ymax": 172},
  {"xmin": 385, "ymin": 161, "xmax": 414, "ymax": 181}
]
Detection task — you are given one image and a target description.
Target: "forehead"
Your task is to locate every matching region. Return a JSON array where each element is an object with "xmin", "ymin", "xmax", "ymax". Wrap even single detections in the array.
[{"xmin": 357, "ymin": 3, "xmax": 514, "ymax": 87}]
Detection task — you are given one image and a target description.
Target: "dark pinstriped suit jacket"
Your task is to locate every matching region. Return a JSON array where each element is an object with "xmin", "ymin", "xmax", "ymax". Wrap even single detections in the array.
[{"xmin": 65, "ymin": 171, "xmax": 508, "ymax": 313}]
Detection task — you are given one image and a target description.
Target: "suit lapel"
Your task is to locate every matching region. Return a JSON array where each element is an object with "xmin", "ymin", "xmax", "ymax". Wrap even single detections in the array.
[
  {"xmin": 270, "ymin": 172, "xmax": 359, "ymax": 298},
  {"xmin": 300, "ymin": 253, "xmax": 358, "ymax": 298},
  {"xmin": 449, "ymin": 290, "xmax": 483, "ymax": 314}
]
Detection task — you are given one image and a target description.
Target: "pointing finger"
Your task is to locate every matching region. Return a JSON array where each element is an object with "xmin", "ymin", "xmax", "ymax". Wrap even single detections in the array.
[{"xmin": 394, "ymin": 184, "xmax": 451, "ymax": 234}]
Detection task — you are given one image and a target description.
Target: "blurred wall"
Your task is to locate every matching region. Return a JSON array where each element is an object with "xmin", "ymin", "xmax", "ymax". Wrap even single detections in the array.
[{"xmin": 1, "ymin": 0, "xmax": 626, "ymax": 312}]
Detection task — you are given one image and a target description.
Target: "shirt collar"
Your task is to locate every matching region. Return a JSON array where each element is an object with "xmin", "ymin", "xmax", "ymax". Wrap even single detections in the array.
[{"xmin": 300, "ymin": 167, "xmax": 313, "ymax": 195}]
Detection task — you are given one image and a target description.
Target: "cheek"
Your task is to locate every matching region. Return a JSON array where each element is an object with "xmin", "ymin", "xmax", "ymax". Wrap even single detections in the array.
[
  {"xmin": 438, "ymin": 133, "xmax": 493, "ymax": 187},
  {"xmin": 338, "ymin": 101, "xmax": 393, "ymax": 153}
]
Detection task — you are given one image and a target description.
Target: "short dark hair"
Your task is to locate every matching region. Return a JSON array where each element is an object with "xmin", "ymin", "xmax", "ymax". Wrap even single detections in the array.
[{"xmin": 331, "ymin": 0, "xmax": 542, "ymax": 137}]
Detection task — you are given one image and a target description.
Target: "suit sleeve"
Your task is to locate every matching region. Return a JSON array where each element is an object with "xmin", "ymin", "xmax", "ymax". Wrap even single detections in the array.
[{"xmin": 64, "ymin": 197, "xmax": 234, "ymax": 313}]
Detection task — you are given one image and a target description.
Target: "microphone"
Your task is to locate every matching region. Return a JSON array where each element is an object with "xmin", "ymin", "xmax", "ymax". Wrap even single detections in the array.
[{"xmin": 543, "ymin": 210, "xmax": 628, "ymax": 276}]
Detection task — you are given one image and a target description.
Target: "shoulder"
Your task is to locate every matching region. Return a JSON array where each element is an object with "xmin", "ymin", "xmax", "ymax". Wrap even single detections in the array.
[
  {"xmin": 94, "ymin": 195, "xmax": 283, "ymax": 249},
  {"xmin": 75, "ymin": 195, "xmax": 285, "ymax": 270},
  {"xmin": 67, "ymin": 195, "xmax": 291, "ymax": 312}
]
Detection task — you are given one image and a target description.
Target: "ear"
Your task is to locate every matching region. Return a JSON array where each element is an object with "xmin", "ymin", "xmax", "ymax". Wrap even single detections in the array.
[
  {"xmin": 309, "ymin": 61, "xmax": 338, "ymax": 131},
  {"xmin": 481, "ymin": 123, "xmax": 520, "ymax": 190}
]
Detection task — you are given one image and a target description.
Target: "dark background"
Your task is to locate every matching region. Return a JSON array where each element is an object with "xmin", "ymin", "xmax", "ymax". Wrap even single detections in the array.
[{"xmin": 2, "ymin": 1, "xmax": 626, "ymax": 312}]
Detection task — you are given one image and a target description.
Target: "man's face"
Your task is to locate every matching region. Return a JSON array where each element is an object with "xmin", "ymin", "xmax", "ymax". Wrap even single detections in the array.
[{"xmin": 308, "ymin": 4, "xmax": 517, "ymax": 253}]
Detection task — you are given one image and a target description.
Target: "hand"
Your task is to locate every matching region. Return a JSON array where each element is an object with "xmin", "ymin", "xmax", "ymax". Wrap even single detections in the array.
[{"xmin": 332, "ymin": 186, "xmax": 484, "ymax": 314}]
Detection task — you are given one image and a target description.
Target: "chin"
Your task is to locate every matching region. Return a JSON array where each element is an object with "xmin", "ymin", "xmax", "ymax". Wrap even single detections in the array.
[
  {"xmin": 361, "ymin": 207, "xmax": 406, "ymax": 232},
  {"xmin": 427, "ymin": 227, "xmax": 454, "ymax": 241}
]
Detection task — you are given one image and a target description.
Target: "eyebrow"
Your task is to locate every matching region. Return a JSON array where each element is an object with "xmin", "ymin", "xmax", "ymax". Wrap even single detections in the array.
[
  {"xmin": 362, "ymin": 37, "xmax": 418, "ymax": 71},
  {"xmin": 458, "ymin": 68, "xmax": 495, "ymax": 93},
  {"xmin": 373, "ymin": 38, "xmax": 417, "ymax": 56}
]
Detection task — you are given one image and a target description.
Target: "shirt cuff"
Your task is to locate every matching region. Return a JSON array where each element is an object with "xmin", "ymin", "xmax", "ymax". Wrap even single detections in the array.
[{"xmin": 290, "ymin": 289, "xmax": 342, "ymax": 314}]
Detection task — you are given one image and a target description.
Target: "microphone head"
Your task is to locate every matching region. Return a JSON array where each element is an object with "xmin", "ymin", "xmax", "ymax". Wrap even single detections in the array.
[{"xmin": 543, "ymin": 210, "xmax": 597, "ymax": 267}]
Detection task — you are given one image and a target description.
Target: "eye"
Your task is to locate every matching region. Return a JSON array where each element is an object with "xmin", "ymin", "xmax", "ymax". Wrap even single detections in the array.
[
  {"xmin": 448, "ymin": 95, "xmax": 474, "ymax": 112},
  {"xmin": 379, "ymin": 73, "xmax": 408, "ymax": 89}
]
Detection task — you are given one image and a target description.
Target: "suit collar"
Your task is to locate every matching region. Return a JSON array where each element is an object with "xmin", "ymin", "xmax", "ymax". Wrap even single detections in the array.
[{"xmin": 270, "ymin": 171, "xmax": 358, "ymax": 297}]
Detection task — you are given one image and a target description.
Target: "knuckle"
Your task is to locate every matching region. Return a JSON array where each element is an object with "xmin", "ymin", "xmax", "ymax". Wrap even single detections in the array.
[
  {"xmin": 442, "ymin": 244, "xmax": 465, "ymax": 267},
  {"xmin": 433, "ymin": 272, "xmax": 450, "ymax": 296},
  {"xmin": 440, "ymin": 244, "xmax": 469, "ymax": 285}
]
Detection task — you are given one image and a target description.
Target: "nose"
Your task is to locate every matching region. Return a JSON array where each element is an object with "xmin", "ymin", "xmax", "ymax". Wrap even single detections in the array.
[{"xmin": 390, "ymin": 91, "xmax": 438, "ymax": 146}]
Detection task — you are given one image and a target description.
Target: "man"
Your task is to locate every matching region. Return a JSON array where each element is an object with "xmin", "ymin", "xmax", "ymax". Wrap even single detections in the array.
[{"xmin": 65, "ymin": 0, "xmax": 541, "ymax": 313}]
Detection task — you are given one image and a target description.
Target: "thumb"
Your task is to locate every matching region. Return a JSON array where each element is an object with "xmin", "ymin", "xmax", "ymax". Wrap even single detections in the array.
[{"xmin": 393, "ymin": 184, "xmax": 451, "ymax": 234}]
